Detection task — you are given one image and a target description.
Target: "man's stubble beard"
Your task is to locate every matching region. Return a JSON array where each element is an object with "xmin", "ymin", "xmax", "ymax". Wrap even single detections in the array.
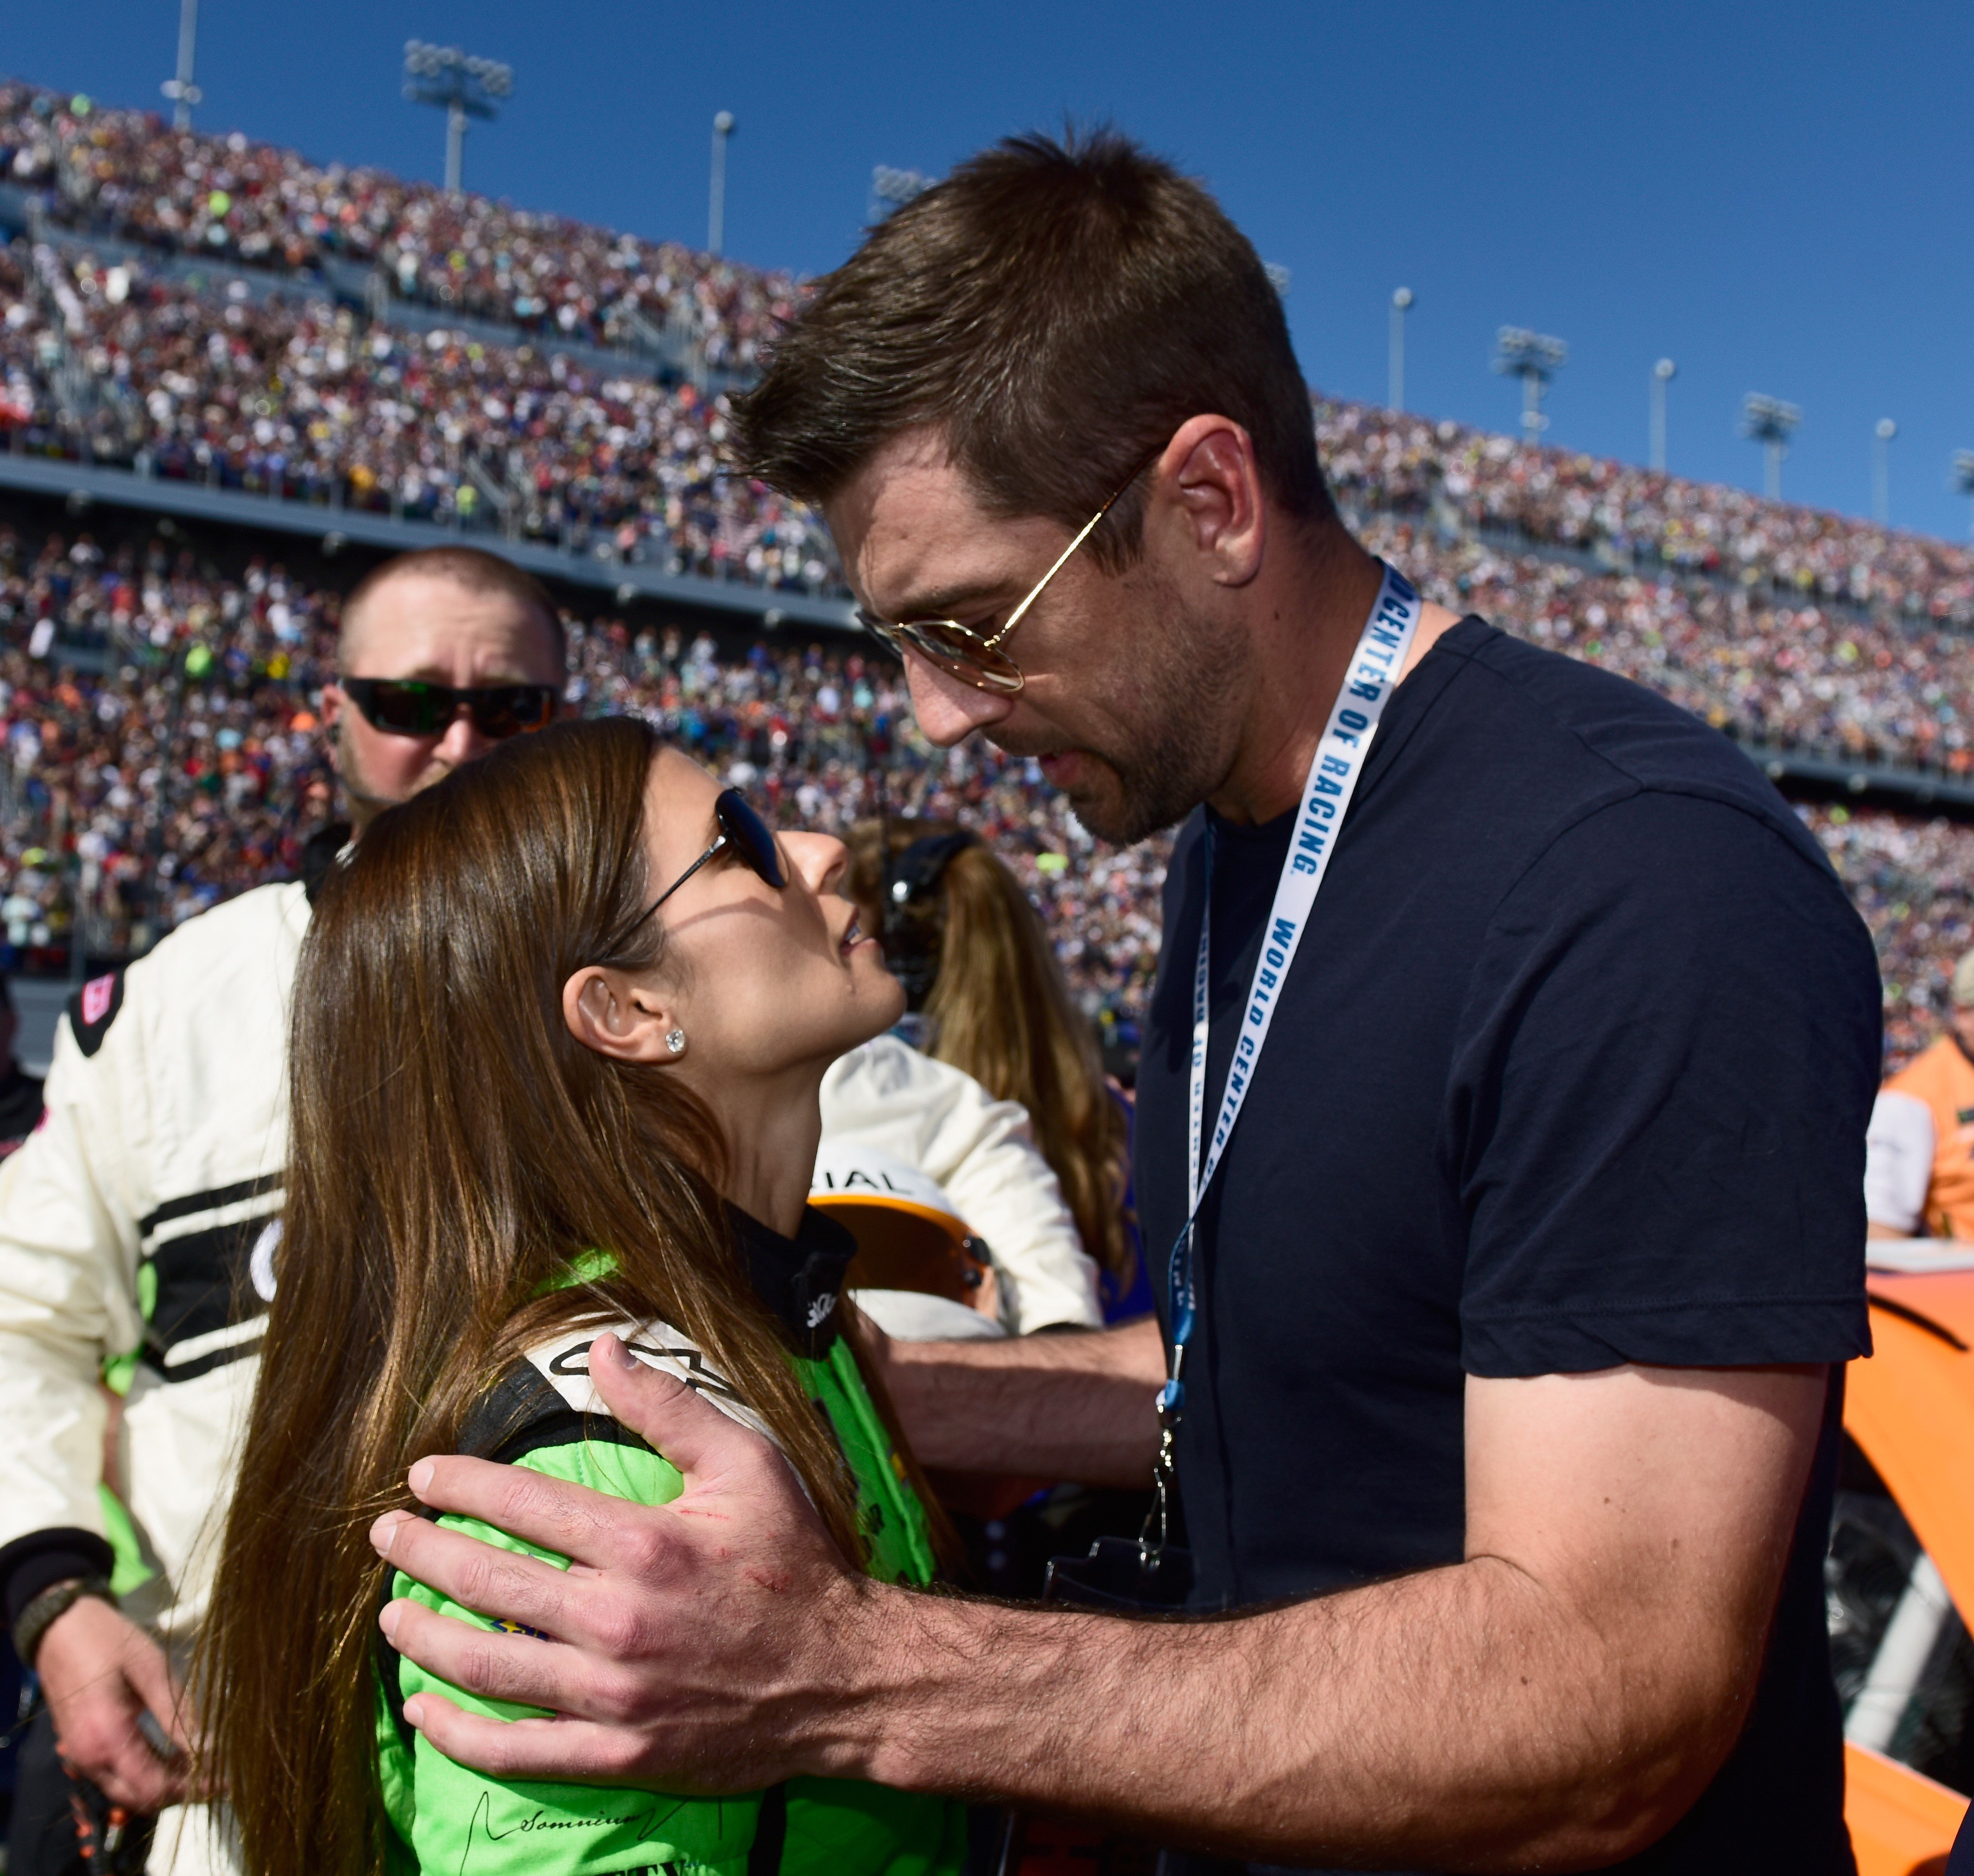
[
  {"xmin": 334, "ymin": 722, "xmax": 451, "ymax": 833},
  {"xmin": 1058, "ymin": 582, "xmax": 1249, "ymax": 847}
]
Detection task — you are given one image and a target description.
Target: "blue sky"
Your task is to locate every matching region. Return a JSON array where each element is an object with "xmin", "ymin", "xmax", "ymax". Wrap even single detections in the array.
[{"xmin": 6, "ymin": 0, "xmax": 1973, "ymax": 539}]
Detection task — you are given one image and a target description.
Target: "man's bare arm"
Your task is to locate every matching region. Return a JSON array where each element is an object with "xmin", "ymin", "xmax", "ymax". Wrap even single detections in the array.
[
  {"xmin": 370, "ymin": 1338, "xmax": 1825, "ymax": 1870},
  {"xmin": 873, "ymin": 1314, "xmax": 1164, "ymax": 1482}
]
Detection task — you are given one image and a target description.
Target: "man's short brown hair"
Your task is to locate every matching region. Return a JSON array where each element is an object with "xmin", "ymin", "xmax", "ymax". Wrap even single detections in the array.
[
  {"xmin": 341, "ymin": 546, "xmax": 566, "ymax": 665},
  {"xmin": 736, "ymin": 128, "xmax": 1333, "ymax": 567}
]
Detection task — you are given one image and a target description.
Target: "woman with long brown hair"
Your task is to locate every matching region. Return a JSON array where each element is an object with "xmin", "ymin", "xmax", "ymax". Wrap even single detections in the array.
[
  {"xmin": 847, "ymin": 819, "xmax": 1135, "ymax": 1301},
  {"xmin": 198, "ymin": 716, "xmax": 962, "ymax": 1876}
]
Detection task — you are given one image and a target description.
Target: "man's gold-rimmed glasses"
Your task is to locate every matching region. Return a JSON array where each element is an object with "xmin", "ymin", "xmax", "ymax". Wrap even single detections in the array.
[{"xmin": 853, "ymin": 451, "xmax": 1156, "ymax": 696}]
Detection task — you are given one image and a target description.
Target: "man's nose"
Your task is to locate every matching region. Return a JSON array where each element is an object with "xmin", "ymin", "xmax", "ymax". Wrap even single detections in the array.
[
  {"xmin": 904, "ymin": 655, "xmax": 1015, "ymax": 748},
  {"xmin": 432, "ymin": 706, "xmax": 495, "ymax": 767}
]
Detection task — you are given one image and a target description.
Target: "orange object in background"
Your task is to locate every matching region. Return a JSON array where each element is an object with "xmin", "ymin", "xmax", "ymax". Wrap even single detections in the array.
[
  {"xmin": 805, "ymin": 1177, "xmax": 1050, "ymax": 1524},
  {"xmin": 821, "ymin": 1190, "xmax": 991, "ymax": 1308},
  {"xmin": 1847, "ymin": 1742, "xmax": 1963, "ymax": 1876},
  {"xmin": 1837, "ymin": 1253, "xmax": 1974, "ymax": 1873}
]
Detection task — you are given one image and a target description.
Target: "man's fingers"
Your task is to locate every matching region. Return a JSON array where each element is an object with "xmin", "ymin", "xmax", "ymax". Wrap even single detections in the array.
[
  {"xmin": 391, "ymin": 1449, "xmax": 659, "ymax": 1572},
  {"xmin": 382, "ymin": 1598, "xmax": 582, "ymax": 1715},
  {"xmin": 373, "ymin": 1513, "xmax": 596, "ymax": 1638},
  {"xmin": 113, "ymin": 1739, "xmax": 189, "ymax": 1813},
  {"xmin": 586, "ymin": 1331, "xmax": 769, "ymax": 1481},
  {"xmin": 59, "ymin": 1719, "xmax": 187, "ymax": 1813},
  {"xmin": 121, "ymin": 1638, "xmax": 195, "ymax": 1758},
  {"xmin": 381, "ymin": 1598, "xmax": 657, "ymax": 1730},
  {"xmin": 401, "ymin": 1690, "xmax": 654, "ymax": 1786}
]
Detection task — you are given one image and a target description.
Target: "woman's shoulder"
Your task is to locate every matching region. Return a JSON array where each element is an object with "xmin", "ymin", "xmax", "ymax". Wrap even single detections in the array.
[{"xmin": 462, "ymin": 1317, "xmax": 780, "ymax": 1464}]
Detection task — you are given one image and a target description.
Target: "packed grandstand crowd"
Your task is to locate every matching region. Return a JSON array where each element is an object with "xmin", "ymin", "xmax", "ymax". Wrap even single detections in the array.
[
  {"xmin": 0, "ymin": 515, "xmax": 1968, "ymax": 1068},
  {"xmin": 1316, "ymin": 399, "xmax": 1974, "ymax": 626},
  {"xmin": 0, "ymin": 522, "xmax": 1168, "ymax": 1039},
  {"xmin": 0, "ymin": 243, "xmax": 1971, "ymax": 770},
  {"xmin": 0, "ymin": 238, "xmax": 836, "ymax": 591},
  {"xmin": 0, "ymin": 75, "xmax": 1971, "ymax": 1066},
  {"xmin": 0, "ymin": 78, "xmax": 796, "ymax": 368}
]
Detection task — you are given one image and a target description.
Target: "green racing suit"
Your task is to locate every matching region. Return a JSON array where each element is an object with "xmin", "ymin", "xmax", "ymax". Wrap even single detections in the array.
[{"xmin": 376, "ymin": 1219, "xmax": 965, "ymax": 1876}]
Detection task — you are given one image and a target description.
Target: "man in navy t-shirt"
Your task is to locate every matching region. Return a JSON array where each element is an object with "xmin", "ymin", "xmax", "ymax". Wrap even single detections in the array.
[
  {"xmin": 1130, "ymin": 615, "xmax": 1874, "ymax": 1869},
  {"xmin": 368, "ymin": 132, "xmax": 1878, "ymax": 1874}
]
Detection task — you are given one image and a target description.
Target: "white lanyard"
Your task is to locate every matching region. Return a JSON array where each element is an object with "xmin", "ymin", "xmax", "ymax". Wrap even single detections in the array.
[{"xmin": 1143, "ymin": 563, "xmax": 1421, "ymax": 1559}]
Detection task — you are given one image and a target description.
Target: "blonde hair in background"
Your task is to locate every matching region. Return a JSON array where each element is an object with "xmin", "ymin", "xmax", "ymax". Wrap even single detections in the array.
[{"xmin": 849, "ymin": 819, "xmax": 1131, "ymax": 1281}]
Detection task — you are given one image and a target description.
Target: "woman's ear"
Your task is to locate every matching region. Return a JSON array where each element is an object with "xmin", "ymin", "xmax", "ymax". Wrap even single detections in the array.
[{"xmin": 561, "ymin": 965, "xmax": 679, "ymax": 1064}]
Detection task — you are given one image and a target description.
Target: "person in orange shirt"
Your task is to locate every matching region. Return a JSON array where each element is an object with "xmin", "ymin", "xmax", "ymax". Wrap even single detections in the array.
[{"xmin": 1867, "ymin": 947, "xmax": 1974, "ymax": 1240}]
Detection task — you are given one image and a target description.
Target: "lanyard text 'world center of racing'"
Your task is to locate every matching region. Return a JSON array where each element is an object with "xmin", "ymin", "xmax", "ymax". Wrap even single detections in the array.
[{"xmin": 1142, "ymin": 563, "xmax": 1424, "ymax": 1568}]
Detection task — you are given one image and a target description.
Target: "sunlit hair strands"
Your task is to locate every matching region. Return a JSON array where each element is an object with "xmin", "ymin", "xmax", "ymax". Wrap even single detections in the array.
[{"xmin": 196, "ymin": 716, "xmax": 871, "ymax": 1876}]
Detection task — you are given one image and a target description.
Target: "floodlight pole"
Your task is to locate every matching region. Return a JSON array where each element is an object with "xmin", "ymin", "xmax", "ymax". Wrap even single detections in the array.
[
  {"xmin": 1740, "ymin": 393, "xmax": 1801, "ymax": 501},
  {"xmin": 444, "ymin": 103, "xmax": 467, "ymax": 195},
  {"xmin": 1951, "ymin": 451, "xmax": 1974, "ymax": 540},
  {"xmin": 1390, "ymin": 288, "xmax": 1413, "ymax": 412},
  {"xmin": 709, "ymin": 112, "xmax": 734, "ymax": 256},
  {"xmin": 403, "ymin": 42, "xmax": 512, "ymax": 196},
  {"xmin": 161, "ymin": 0, "xmax": 202, "ymax": 131},
  {"xmin": 1650, "ymin": 358, "xmax": 1676, "ymax": 473},
  {"xmin": 1493, "ymin": 327, "xmax": 1568, "ymax": 446},
  {"xmin": 1872, "ymin": 418, "xmax": 1896, "ymax": 526}
]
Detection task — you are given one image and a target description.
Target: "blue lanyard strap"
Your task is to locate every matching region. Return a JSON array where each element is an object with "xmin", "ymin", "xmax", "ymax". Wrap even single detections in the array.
[{"xmin": 1141, "ymin": 564, "xmax": 1422, "ymax": 1566}]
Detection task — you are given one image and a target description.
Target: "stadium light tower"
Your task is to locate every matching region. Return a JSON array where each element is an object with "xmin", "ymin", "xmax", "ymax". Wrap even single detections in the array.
[
  {"xmin": 1872, "ymin": 418, "xmax": 1897, "ymax": 526},
  {"xmin": 709, "ymin": 111, "xmax": 735, "ymax": 256},
  {"xmin": 1952, "ymin": 451, "xmax": 1974, "ymax": 539},
  {"xmin": 160, "ymin": 0, "xmax": 201, "ymax": 131},
  {"xmin": 403, "ymin": 42, "xmax": 512, "ymax": 196},
  {"xmin": 1740, "ymin": 393, "xmax": 1800, "ymax": 501},
  {"xmin": 1493, "ymin": 328, "xmax": 1567, "ymax": 446},
  {"xmin": 1649, "ymin": 358, "xmax": 1676, "ymax": 473},
  {"xmin": 869, "ymin": 165, "xmax": 933, "ymax": 223},
  {"xmin": 1390, "ymin": 287, "xmax": 1413, "ymax": 412}
]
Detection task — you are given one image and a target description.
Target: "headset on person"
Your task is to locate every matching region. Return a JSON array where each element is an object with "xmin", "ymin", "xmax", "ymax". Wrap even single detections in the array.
[{"xmin": 879, "ymin": 830, "xmax": 981, "ymax": 1008}]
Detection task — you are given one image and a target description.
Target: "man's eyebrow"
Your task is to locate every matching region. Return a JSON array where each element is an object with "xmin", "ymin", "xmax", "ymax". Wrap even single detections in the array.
[{"xmin": 869, "ymin": 579, "xmax": 1010, "ymax": 624}]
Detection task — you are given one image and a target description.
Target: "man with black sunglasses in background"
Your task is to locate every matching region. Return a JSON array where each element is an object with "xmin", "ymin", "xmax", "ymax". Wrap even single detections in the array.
[
  {"xmin": 0, "ymin": 545, "xmax": 565, "ymax": 1876},
  {"xmin": 322, "ymin": 554, "xmax": 561, "ymax": 835}
]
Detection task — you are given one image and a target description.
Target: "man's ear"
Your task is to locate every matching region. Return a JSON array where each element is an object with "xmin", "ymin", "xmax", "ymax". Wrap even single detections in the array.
[
  {"xmin": 562, "ymin": 966, "xmax": 678, "ymax": 1064},
  {"xmin": 1158, "ymin": 414, "xmax": 1266, "ymax": 589},
  {"xmin": 321, "ymin": 682, "xmax": 346, "ymax": 777}
]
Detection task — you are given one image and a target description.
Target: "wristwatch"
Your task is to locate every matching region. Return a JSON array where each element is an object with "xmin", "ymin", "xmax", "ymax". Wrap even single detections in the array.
[{"xmin": 13, "ymin": 1574, "xmax": 117, "ymax": 1671}]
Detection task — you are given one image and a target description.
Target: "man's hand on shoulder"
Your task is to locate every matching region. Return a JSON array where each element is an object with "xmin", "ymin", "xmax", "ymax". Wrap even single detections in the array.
[
  {"xmin": 36, "ymin": 1595, "xmax": 192, "ymax": 1812},
  {"xmin": 368, "ymin": 1331, "xmax": 1829, "ymax": 1865},
  {"xmin": 371, "ymin": 1332, "xmax": 892, "ymax": 1791}
]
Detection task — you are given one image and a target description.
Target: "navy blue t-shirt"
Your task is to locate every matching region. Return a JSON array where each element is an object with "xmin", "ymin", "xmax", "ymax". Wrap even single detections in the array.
[
  {"xmin": 1136, "ymin": 617, "xmax": 1879, "ymax": 1874},
  {"xmin": 1949, "ymin": 1791, "xmax": 1974, "ymax": 1875}
]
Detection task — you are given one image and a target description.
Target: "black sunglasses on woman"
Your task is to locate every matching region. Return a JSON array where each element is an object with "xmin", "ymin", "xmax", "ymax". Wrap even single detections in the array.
[{"xmin": 605, "ymin": 788, "xmax": 788, "ymax": 953}]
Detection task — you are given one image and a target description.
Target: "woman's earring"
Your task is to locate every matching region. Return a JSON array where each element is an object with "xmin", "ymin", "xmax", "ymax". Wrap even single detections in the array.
[{"xmin": 665, "ymin": 1028, "xmax": 687, "ymax": 1056}]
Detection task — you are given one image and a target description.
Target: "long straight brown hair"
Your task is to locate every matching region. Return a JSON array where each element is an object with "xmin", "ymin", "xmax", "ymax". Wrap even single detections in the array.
[
  {"xmin": 198, "ymin": 716, "xmax": 872, "ymax": 1876},
  {"xmin": 848, "ymin": 819, "xmax": 1130, "ymax": 1280}
]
